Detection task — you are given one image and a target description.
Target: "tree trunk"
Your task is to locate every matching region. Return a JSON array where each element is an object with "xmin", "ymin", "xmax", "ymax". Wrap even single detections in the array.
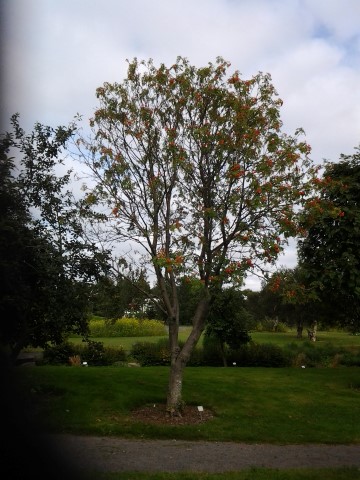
[
  {"xmin": 220, "ymin": 341, "xmax": 227, "ymax": 367},
  {"xmin": 273, "ymin": 316, "xmax": 279, "ymax": 332},
  {"xmin": 296, "ymin": 320, "xmax": 303, "ymax": 339},
  {"xmin": 166, "ymin": 296, "xmax": 209, "ymax": 416},
  {"xmin": 166, "ymin": 357, "xmax": 185, "ymax": 416},
  {"xmin": 311, "ymin": 320, "xmax": 317, "ymax": 342}
]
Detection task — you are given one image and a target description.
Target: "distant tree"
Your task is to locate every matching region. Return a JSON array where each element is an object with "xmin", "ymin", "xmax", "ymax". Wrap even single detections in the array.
[
  {"xmin": 266, "ymin": 267, "xmax": 320, "ymax": 338},
  {"xmin": 75, "ymin": 57, "xmax": 320, "ymax": 415},
  {"xmin": 298, "ymin": 147, "xmax": 360, "ymax": 333},
  {"xmin": 176, "ymin": 277, "xmax": 204, "ymax": 325},
  {"xmin": 245, "ymin": 281, "xmax": 282, "ymax": 326},
  {"xmin": 90, "ymin": 268, "xmax": 152, "ymax": 319},
  {"xmin": 205, "ymin": 287, "xmax": 252, "ymax": 366},
  {"xmin": 0, "ymin": 116, "xmax": 109, "ymax": 365}
]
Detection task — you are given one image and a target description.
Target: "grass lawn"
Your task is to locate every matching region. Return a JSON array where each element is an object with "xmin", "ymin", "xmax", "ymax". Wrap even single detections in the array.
[
  {"xmin": 69, "ymin": 326, "xmax": 187, "ymax": 352},
  {"xmin": 11, "ymin": 366, "xmax": 360, "ymax": 443},
  {"xmin": 69, "ymin": 334, "xmax": 168, "ymax": 352},
  {"xmin": 68, "ymin": 328, "xmax": 360, "ymax": 356},
  {"xmin": 251, "ymin": 330, "xmax": 360, "ymax": 349},
  {"xmin": 19, "ymin": 328, "xmax": 360, "ymax": 479}
]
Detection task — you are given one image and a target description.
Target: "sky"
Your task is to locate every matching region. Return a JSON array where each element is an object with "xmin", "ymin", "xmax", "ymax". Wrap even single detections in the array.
[{"xmin": 2, "ymin": 0, "xmax": 360, "ymax": 290}]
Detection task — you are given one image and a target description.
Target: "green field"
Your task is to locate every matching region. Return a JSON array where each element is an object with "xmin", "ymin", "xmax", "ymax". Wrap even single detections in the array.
[
  {"xmin": 68, "ymin": 328, "xmax": 360, "ymax": 353},
  {"xmin": 252, "ymin": 330, "xmax": 360, "ymax": 348}
]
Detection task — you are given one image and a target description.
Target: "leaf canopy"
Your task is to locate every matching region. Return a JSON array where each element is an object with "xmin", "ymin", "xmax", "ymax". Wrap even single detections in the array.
[{"xmin": 77, "ymin": 57, "xmax": 319, "ymax": 292}]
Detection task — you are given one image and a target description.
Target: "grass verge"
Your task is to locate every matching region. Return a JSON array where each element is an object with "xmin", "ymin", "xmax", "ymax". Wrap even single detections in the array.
[{"xmin": 10, "ymin": 366, "xmax": 360, "ymax": 444}]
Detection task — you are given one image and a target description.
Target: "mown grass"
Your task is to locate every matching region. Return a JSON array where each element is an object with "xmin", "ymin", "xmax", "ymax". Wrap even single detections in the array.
[
  {"xmin": 69, "ymin": 334, "xmax": 168, "ymax": 352},
  {"xmin": 252, "ymin": 330, "xmax": 360, "ymax": 349},
  {"xmin": 68, "ymin": 328, "xmax": 360, "ymax": 353},
  {"xmin": 12, "ymin": 366, "xmax": 360, "ymax": 444},
  {"xmin": 9, "ymin": 353, "xmax": 360, "ymax": 480}
]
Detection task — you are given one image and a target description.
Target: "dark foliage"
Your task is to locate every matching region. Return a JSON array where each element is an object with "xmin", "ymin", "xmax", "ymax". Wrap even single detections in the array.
[
  {"xmin": 298, "ymin": 147, "xmax": 360, "ymax": 332},
  {"xmin": 0, "ymin": 115, "xmax": 110, "ymax": 364}
]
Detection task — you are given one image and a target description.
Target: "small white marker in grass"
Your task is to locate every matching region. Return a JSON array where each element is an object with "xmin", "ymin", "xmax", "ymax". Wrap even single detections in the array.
[{"xmin": 197, "ymin": 406, "xmax": 204, "ymax": 412}]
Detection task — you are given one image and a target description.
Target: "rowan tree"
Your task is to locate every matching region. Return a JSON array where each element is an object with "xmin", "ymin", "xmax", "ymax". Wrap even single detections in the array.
[{"xmin": 76, "ymin": 56, "xmax": 320, "ymax": 415}]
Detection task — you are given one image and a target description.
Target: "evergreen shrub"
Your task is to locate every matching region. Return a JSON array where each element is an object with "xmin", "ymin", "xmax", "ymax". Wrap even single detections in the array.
[
  {"xmin": 254, "ymin": 317, "xmax": 288, "ymax": 332},
  {"xmin": 339, "ymin": 351, "xmax": 360, "ymax": 366},
  {"xmin": 130, "ymin": 339, "xmax": 171, "ymax": 365},
  {"xmin": 285, "ymin": 341, "xmax": 360, "ymax": 368},
  {"xmin": 130, "ymin": 339, "xmax": 295, "ymax": 367},
  {"xmin": 130, "ymin": 339, "xmax": 204, "ymax": 366},
  {"xmin": 43, "ymin": 340, "xmax": 127, "ymax": 366},
  {"xmin": 76, "ymin": 340, "xmax": 127, "ymax": 366},
  {"xmin": 43, "ymin": 342, "xmax": 76, "ymax": 365},
  {"xmin": 202, "ymin": 334, "xmax": 225, "ymax": 366},
  {"xmin": 229, "ymin": 342, "xmax": 291, "ymax": 367}
]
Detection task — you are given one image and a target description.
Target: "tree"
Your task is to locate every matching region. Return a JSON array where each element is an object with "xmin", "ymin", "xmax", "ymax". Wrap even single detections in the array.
[
  {"xmin": 266, "ymin": 267, "xmax": 320, "ymax": 339},
  {"xmin": 245, "ymin": 281, "xmax": 283, "ymax": 328},
  {"xmin": 298, "ymin": 147, "xmax": 360, "ymax": 332},
  {"xmin": 0, "ymin": 116, "xmax": 110, "ymax": 365},
  {"xmin": 75, "ymin": 57, "xmax": 319, "ymax": 415},
  {"xmin": 90, "ymin": 268, "xmax": 152, "ymax": 319},
  {"xmin": 205, "ymin": 287, "xmax": 252, "ymax": 366}
]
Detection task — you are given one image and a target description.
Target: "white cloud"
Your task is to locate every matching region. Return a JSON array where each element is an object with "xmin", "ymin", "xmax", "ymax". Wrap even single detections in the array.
[
  {"xmin": 3, "ymin": 0, "xmax": 360, "ymax": 290},
  {"xmin": 303, "ymin": 0, "xmax": 360, "ymax": 41}
]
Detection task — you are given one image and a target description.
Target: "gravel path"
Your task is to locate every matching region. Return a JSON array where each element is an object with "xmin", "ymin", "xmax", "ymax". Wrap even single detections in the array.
[{"xmin": 41, "ymin": 434, "xmax": 360, "ymax": 473}]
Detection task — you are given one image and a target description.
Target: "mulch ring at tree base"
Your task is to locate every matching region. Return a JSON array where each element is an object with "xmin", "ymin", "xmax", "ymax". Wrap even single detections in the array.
[{"xmin": 130, "ymin": 403, "xmax": 215, "ymax": 425}]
